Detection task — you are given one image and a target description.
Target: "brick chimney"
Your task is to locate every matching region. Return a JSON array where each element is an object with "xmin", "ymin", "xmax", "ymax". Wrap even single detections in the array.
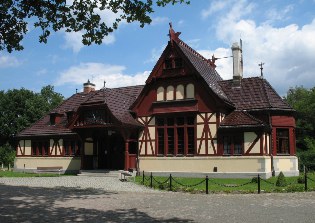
[
  {"xmin": 83, "ymin": 79, "xmax": 95, "ymax": 93},
  {"xmin": 231, "ymin": 41, "xmax": 243, "ymax": 86}
]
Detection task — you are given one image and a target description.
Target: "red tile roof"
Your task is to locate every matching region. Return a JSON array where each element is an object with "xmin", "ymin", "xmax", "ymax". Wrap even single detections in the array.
[
  {"xmin": 17, "ymin": 85, "xmax": 143, "ymax": 137},
  {"xmin": 219, "ymin": 77, "xmax": 293, "ymax": 111},
  {"xmin": 219, "ymin": 110, "xmax": 265, "ymax": 128}
]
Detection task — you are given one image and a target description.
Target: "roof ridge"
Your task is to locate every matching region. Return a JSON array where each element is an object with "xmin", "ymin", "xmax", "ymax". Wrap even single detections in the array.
[
  {"xmin": 178, "ymin": 39, "xmax": 214, "ymax": 67},
  {"xmin": 260, "ymin": 78, "xmax": 272, "ymax": 108},
  {"xmin": 238, "ymin": 110, "xmax": 264, "ymax": 124}
]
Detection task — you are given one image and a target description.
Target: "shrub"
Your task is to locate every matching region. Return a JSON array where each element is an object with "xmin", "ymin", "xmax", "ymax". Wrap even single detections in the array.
[
  {"xmin": 286, "ymin": 184, "xmax": 304, "ymax": 192},
  {"xmin": 0, "ymin": 144, "xmax": 15, "ymax": 168},
  {"xmin": 276, "ymin": 171, "xmax": 287, "ymax": 187},
  {"xmin": 297, "ymin": 176, "xmax": 305, "ymax": 184},
  {"xmin": 251, "ymin": 177, "xmax": 258, "ymax": 183}
]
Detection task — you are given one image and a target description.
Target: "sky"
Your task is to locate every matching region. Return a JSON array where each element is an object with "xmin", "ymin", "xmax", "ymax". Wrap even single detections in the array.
[{"xmin": 1, "ymin": 0, "xmax": 315, "ymax": 98}]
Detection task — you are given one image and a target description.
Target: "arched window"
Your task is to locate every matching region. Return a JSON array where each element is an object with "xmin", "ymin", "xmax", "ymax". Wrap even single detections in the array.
[
  {"xmin": 176, "ymin": 85, "xmax": 184, "ymax": 100},
  {"xmin": 186, "ymin": 83, "xmax": 195, "ymax": 98},
  {"xmin": 166, "ymin": 86, "xmax": 174, "ymax": 100},
  {"xmin": 157, "ymin": 86, "xmax": 164, "ymax": 101}
]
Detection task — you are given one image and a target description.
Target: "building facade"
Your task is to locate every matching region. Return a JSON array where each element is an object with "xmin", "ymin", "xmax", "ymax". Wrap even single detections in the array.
[{"xmin": 15, "ymin": 25, "xmax": 298, "ymax": 178}]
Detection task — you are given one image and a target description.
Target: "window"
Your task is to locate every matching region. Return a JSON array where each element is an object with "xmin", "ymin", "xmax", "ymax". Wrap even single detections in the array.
[
  {"xmin": 174, "ymin": 58, "xmax": 183, "ymax": 68},
  {"xmin": 176, "ymin": 85, "xmax": 184, "ymax": 100},
  {"xmin": 157, "ymin": 86, "xmax": 164, "ymax": 101},
  {"xmin": 166, "ymin": 86, "xmax": 174, "ymax": 100},
  {"xmin": 186, "ymin": 83, "xmax": 195, "ymax": 99},
  {"xmin": 223, "ymin": 136, "xmax": 231, "ymax": 155},
  {"xmin": 164, "ymin": 58, "xmax": 183, "ymax": 69},
  {"xmin": 276, "ymin": 129, "xmax": 289, "ymax": 154},
  {"xmin": 234, "ymin": 136, "xmax": 243, "ymax": 155},
  {"xmin": 222, "ymin": 134, "xmax": 243, "ymax": 155},
  {"xmin": 165, "ymin": 59, "xmax": 172, "ymax": 69},
  {"xmin": 32, "ymin": 141, "xmax": 49, "ymax": 156},
  {"xmin": 156, "ymin": 116, "xmax": 195, "ymax": 156},
  {"xmin": 64, "ymin": 140, "xmax": 81, "ymax": 156}
]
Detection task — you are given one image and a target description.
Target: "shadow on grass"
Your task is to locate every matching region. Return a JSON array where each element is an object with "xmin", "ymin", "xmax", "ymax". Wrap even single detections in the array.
[{"xmin": 0, "ymin": 184, "xmax": 193, "ymax": 222}]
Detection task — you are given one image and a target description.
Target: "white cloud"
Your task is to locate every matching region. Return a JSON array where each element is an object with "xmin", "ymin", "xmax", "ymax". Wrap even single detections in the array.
[
  {"xmin": 0, "ymin": 54, "xmax": 21, "ymax": 68},
  {"xmin": 62, "ymin": 1, "xmax": 119, "ymax": 53},
  {"xmin": 151, "ymin": 17, "xmax": 169, "ymax": 26},
  {"xmin": 145, "ymin": 44, "xmax": 167, "ymax": 64},
  {"xmin": 198, "ymin": 48, "xmax": 233, "ymax": 80},
  {"xmin": 63, "ymin": 31, "xmax": 84, "ymax": 53},
  {"xmin": 55, "ymin": 62, "xmax": 149, "ymax": 90},
  {"xmin": 265, "ymin": 4, "xmax": 293, "ymax": 23},
  {"xmin": 201, "ymin": 1, "xmax": 229, "ymax": 18},
  {"xmin": 63, "ymin": 30, "xmax": 115, "ymax": 53},
  {"xmin": 202, "ymin": 0, "xmax": 315, "ymax": 95}
]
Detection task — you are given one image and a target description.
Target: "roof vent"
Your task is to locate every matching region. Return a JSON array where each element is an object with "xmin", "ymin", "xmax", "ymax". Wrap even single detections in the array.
[{"xmin": 83, "ymin": 79, "xmax": 96, "ymax": 93}]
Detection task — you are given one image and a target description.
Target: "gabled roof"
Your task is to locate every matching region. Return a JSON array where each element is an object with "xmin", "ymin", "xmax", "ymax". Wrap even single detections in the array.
[
  {"xmin": 18, "ymin": 93, "xmax": 88, "ymax": 137},
  {"xmin": 135, "ymin": 24, "xmax": 232, "ymax": 110},
  {"xmin": 80, "ymin": 86, "xmax": 143, "ymax": 126},
  {"xmin": 219, "ymin": 77, "xmax": 293, "ymax": 111},
  {"xmin": 219, "ymin": 110, "xmax": 265, "ymax": 128},
  {"xmin": 17, "ymin": 85, "xmax": 143, "ymax": 137},
  {"xmin": 175, "ymin": 40, "xmax": 229, "ymax": 102}
]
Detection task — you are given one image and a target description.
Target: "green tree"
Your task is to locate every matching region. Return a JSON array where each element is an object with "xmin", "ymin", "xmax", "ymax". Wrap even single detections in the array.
[
  {"xmin": 0, "ymin": 86, "xmax": 64, "ymax": 146},
  {"xmin": 0, "ymin": 144, "xmax": 15, "ymax": 168},
  {"xmin": 286, "ymin": 86, "xmax": 315, "ymax": 151},
  {"xmin": 286, "ymin": 86, "xmax": 315, "ymax": 170},
  {"xmin": 1, "ymin": 0, "xmax": 189, "ymax": 52}
]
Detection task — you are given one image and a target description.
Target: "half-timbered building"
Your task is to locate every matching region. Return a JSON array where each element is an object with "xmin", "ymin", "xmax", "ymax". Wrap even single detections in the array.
[{"xmin": 14, "ymin": 25, "xmax": 298, "ymax": 178}]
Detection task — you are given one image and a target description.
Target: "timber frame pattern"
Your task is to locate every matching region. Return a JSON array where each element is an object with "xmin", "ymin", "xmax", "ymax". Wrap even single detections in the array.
[{"xmin": 15, "ymin": 24, "xmax": 298, "ymax": 178}]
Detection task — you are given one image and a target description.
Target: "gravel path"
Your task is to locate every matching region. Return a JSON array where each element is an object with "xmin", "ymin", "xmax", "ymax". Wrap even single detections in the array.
[{"xmin": 0, "ymin": 176, "xmax": 159, "ymax": 193}]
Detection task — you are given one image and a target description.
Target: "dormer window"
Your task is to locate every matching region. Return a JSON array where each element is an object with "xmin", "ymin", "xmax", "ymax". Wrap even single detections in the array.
[{"xmin": 50, "ymin": 112, "xmax": 63, "ymax": 125}]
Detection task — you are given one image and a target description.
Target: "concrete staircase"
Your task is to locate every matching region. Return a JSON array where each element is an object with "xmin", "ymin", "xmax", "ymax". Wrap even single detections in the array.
[{"xmin": 77, "ymin": 169, "xmax": 122, "ymax": 178}]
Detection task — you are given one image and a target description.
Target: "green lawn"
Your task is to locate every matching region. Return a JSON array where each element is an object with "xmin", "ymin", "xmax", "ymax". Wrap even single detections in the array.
[
  {"xmin": 135, "ymin": 173, "xmax": 315, "ymax": 194},
  {"xmin": 0, "ymin": 170, "xmax": 63, "ymax": 177}
]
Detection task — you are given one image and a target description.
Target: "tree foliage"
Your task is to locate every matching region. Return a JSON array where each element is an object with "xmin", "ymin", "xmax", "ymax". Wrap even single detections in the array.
[
  {"xmin": 285, "ymin": 86, "xmax": 315, "ymax": 151},
  {"xmin": 0, "ymin": 85, "xmax": 63, "ymax": 146},
  {"xmin": 1, "ymin": 0, "xmax": 189, "ymax": 52},
  {"xmin": 0, "ymin": 144, "xmax": 15, "ymax": 167},
  {"xmin": 285, "ymin": 86, "xmax": 315, "ymax": 170}
]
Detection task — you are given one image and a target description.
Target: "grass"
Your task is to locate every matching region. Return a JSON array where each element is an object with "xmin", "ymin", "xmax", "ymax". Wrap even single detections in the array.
[
  {"xmin": 135, "ymin": 172, "xmax": 315, "ymax": 194},
  {"xmin": 0, "ymin": 170, "xmax": 65, "ymax": 177}
]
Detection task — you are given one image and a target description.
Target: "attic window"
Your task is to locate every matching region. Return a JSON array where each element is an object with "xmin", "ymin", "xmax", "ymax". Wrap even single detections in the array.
[
  {"xmin": 174, "ymin": 58, "xmax": 182, "ymax": 68},
  {"xmin": 165, "ymin": 59, "xmax": 172, "ymax": 69}
]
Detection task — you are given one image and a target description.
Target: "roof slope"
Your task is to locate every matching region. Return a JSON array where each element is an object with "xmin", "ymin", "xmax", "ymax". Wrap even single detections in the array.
[
  {"xmin": 175, "ymin": 40, "xmax": 229, "ymax": 102},
  {"xmin": 220, "ymin": 110, "xmax": 265, "ymax": 128},
  {"xmin": 219, "ymin": 77, "xmax": 293, "ymax": 111},
  {"xmin": 17, "ymin": 85, "xmax": 143, "ymax": 137},
  {"xmin": 18, "ymin": 93, "xmax": 89, "ymax": 137}
]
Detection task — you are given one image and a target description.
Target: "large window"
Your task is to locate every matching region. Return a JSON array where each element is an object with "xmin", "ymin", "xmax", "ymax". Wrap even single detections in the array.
[
  {"xmin": 223, "ymin": 134, "xmax": 243, "ymax": 155},
  {"xmin": 156, "ymin": 116, "xmax": 195, "ymax": 156},
  {"xmin": 32, "ymin": 141, "xmax": 49, "ymax": 156},
  {"xmin": 64, "ymin": 140, "xmax": 81, "ymax": 156},
  {"xmin": 276, "ymin": 129, "xmax": 289, "ymax": 154}
]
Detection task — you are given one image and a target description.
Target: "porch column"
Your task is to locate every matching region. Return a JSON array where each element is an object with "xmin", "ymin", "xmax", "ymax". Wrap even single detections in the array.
[{"xmin": 124, "ymin": 140, "xmax": 129, "ymax": 171}]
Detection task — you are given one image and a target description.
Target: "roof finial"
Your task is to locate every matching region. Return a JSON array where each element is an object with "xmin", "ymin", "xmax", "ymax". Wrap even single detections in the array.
[
  {"xmin": 168, "ymin": 22, "xmax": 181, "ymax": 42},
  {"xmin": 258, "ymin": 62, "xmax": 265, "ymax": 77}
]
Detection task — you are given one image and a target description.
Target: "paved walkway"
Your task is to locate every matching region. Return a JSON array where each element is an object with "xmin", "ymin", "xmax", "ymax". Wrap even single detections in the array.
[{"xmin": 1, "ymin": 177, "xmax": 315, "ymax": 222}]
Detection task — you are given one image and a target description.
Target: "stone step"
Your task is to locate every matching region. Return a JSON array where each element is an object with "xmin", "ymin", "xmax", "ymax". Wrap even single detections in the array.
[{"xmin": 77, "ymin": 170, "xmax": 122, "ymax": 178}]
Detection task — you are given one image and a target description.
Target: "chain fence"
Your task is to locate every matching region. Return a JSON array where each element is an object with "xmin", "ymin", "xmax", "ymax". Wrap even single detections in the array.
[{"xmin": 140, "ymin": 170, "xmax": 315, "ymax": 194}]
